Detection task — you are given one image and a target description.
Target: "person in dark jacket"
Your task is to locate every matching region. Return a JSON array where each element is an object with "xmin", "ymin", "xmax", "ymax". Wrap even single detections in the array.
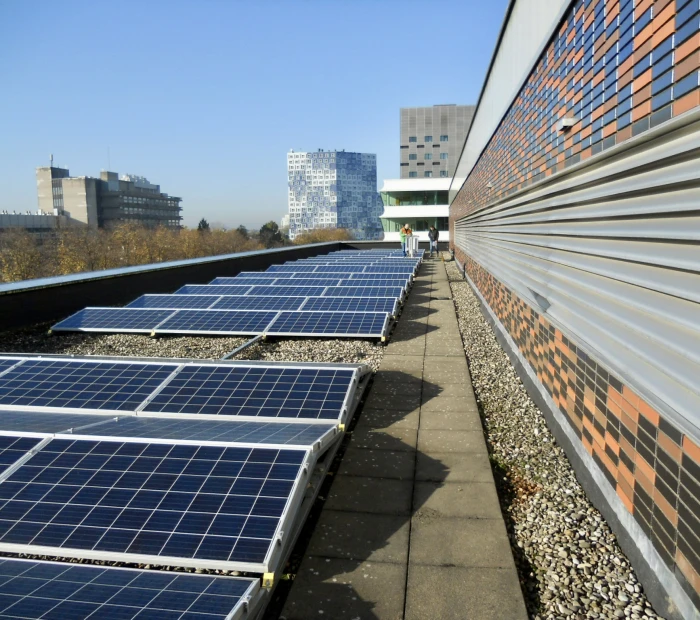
[{"xmin": 428, "ymin": 226, "xmax": 439, "ymax": 258}]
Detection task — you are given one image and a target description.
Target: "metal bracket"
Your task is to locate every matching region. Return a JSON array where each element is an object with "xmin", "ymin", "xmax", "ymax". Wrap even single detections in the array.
[{"xmin": 262, "ymin": 573, "xmax": 275, "ymax": 588}]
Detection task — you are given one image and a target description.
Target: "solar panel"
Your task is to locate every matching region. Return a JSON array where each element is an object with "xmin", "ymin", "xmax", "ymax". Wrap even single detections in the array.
[
  {"xmin": 0, "ymin": 359, "xmax": 177, "ymax": 413},
  {"xmin": 300, "ymin": 297, "xmax": 398, "ymax": 314},
  {"xmin": 0, "ymin": 558, "xmax": 259, "ymax": 620},
  {"xmin": 153, "ymin": 310, "xmax": 278, "ymax": 336},
  {"xmin": 338, "ymin": 279, "xmax": 407, "ymax": 288},
  {"xmin": 266, "ymin": 265, "xmax": 318, "ymax": 273},
  {"xmin": 0, "ymin": 436, "xmax": 42, "ymax": 475},
  {"xmin": 266, "ymin": 311, "xmax": 389, "ymax": 339},
  {"xmin": 143, "ymin": 365, "xmax": 356, "ymax": 421},
  {"xmin": 313, "ymin": 266, "xmax": 367, "ymax": 273},
  {"xmin": 216, "ymin": 272, "xmax": 279, "ymax": 280},
  {"xmin": 0, "ymin": 437, "xmax": 308, "ymax": 571},
  {"xmin": 67, "ymin": 417, "xmax": 337, "ymax": 447},
  {"xmin": 51, "ymin": 308, "xmax": 176, "ymax": 333},
  {"xmin": 363, "ymin": 266, "xmax": 416, "ymax": 274},
  {"xmin": 323, "ymin": 286, "xmax": 404, "ymax": 298},
  {"xmin": 209, "ymin": 296, "xmax": 306, "ymax": 311},
  {"xmin": 0, "ymin": 411, "xmax": 122, "ymax": 434},
  {"xmin": 348, "ymin": 273, "xmax": 412, "ymax": 280},
  {"xmin": 175, "ymin": 285, "xmax": 253, "ymax": 296},
  {"xmin": 206, "ymin": 277, "xmax": 277, "ymax": 286},
  {"xmin": 247, "ymin": 285, "xmax": 327, "ymax": 297},
  {"xmin": 0, "ymin": 359, "xmax": 22, "ymax": 377},
  {"xmin": 126, "ymin": 295, "xmax": 221, "ymax": 309}
]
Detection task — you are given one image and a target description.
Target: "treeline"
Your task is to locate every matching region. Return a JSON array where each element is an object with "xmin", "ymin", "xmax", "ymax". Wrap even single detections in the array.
[{"xmin": 0, "ymin": 220, "xmax": 356, "ymax": 283}]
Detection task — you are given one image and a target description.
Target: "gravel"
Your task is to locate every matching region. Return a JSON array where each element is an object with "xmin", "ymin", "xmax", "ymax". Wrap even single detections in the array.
[
  {"xmin": 445, "ymin": 261, "xmax": 663, "ymax": 620},
  {"xmin": 0, "ymin": 324, "xmax": 384, "ymax": 370}
]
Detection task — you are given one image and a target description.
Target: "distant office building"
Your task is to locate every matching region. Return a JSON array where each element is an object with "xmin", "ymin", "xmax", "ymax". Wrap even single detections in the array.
[
  {"xmin": 0, "ymin": 211, "xmax": 73, "ymax": 240},
  {"xmin": 379, "ymin": 177, "xmax": 450, "ymax": 242},
  {"xmin": 286, "ymin": 150, "xmax": 383, "ymax": 241},
  {"xmin": 36, "ymin": 166, "xmax": 182, "ymax": 229},
  {"xmin": 400, "ymin": 105, "xmax": 475, "ymax": 179}
]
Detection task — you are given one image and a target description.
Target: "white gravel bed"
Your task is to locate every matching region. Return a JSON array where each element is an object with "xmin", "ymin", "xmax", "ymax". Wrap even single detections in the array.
[
  {"xmin": 445, "ymin": 261, "xmax": 662, "ymax": 620},
  {"xmin": 0, "ymin": 325, "xmax": 384, "ymax": 370}
]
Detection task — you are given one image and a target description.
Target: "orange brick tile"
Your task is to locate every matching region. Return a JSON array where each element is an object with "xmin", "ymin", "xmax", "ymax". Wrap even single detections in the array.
[
  {"xmin": 683, "ymin": 435, "xmax": 700, "ymax": 462},
  {"xmin": 635, "ymin": 22, "xmax": 655, "ymax": 48},
  {"xmin": 620, "ymin": 397, "xmax": 639, "ymax": 420},
  {"xmin": 676, "ymin": 51, "xmax": 700, "ymax": 81},
  {"xmin": 632, "ymin": 100, "xmax": 652, "ymax": 121},
  {"xmin": 653, "ymin": 487, "xmax": 678, "ymax": 527},
  {"xmin": 638, "ymin": 400, "xmax": 660, "ymax": 426},
  {"xmin": 658, "ymin": 431, "xmax": 682, "ymax": 462},
  {"xmin": 620, "ymin": 436, "xmax": 635, "ymax": 461},
  {"xmin": 618, "ymin": 460, "xmax": 635, "ymax": 488},
  {"xmin": 676, "ymin": 33, "xmax": 700, "ymax": 64},
  {"xmin": 675, "ymin": 549, "xmax": 700, "ymax": 597},
  {"xmin": 622, "ymin": 386, "xmax": 640, "ymax": 409},
  {"xmin": 617, "ymin": 126, "xmax": 633, "ymax": 142},
  {"xmin": 605, "ymin": 2, "xmax": 619, "ymax": 26},
  {"xmin": 652, "ymin": 11, "xmax": 675, "ymax": 48},
  {"xmin": 603, "ymin": 122, "xmax": 616, "ymax": 138},
  {"xmin": 617, "ymin": 479, "xmax": 635, "ymax": 513},
  {"xmin": 635, "ymin": 0, "xmax": 654, "ymax": 16},
  {"xmin": 635, "ymin": 454, "xmax": 656, "ymax": 487},
  {"xmin": 606, "ymin": 434, "xmax": 620, "ymax": 456},
  {"xmin": 633, "ymin": 69, "xmax": 652, "ymax": 92},
  {"xmin": 619, "ymin": 55, "xmax": 634, "ymax": 77}
]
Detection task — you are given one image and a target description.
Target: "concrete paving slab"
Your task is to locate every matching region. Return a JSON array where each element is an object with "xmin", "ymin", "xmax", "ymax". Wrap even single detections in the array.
[
  {"xmin": 307, "ymin": 510, "xmax": 410, "ymax": 564},
  {"xmin": 424, "ymin": 344, "xmax": 464, "ymax": 357},
  {"xmin": 325, "ymin": 476, "xmax": 413, "ymax": 515},
  {"xmin": 337, "ymin": 447, "xmax": 415, "ymax": 480},
  {"xmin": 355, "ymin": 407, "xmax": 420, "ymax": 430},
  {"xmin": 415, "ymin": 451, "xmax": 494, "ymax": 484},
  {"xmin": 417, "ymin": 429, "xmax": 488, "ymax": 454},
  {"xmin": 349, "ymin": 426, "xmax": 417, "ymax": 452},
  {"xmin": 418, "ymin": 408, "xmax": 483, "ymax": 431},
  {"xmin": 282, "ymin": 557, "xmax": 407, "ymax": 620},
  {"xmin": 421, "ymin": 365, "xmax": 470, "ymax": 385},
  {"xmin": 409, "ymin": 516, "xmax": 515, "ymax": 568},
  {"xmin": 413, "ymin": 481, "xmax": 502, "ymax": 519},
  {"xmin": 384, "ymin": 342, "xmax": 426, "ymax": 357},
  {"xmin": 405, "ymin": 565, "xmax": 528, "ymax": 620},
  {"xmin": 421, "ymin": 383, "xmax": 475, "ymax": 407},
  {"xmin": 371, "ymin": 373, "xmax": 422, "ymax": 396},
  {"xmin": 363, "ymin": 390, "xmax": 421, "ymax": 411}
]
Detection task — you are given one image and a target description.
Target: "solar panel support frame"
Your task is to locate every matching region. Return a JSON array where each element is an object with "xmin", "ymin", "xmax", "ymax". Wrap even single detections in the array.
[{"xmin": 0, "ymin": 433, "xmax": 52, "ymax": 483}]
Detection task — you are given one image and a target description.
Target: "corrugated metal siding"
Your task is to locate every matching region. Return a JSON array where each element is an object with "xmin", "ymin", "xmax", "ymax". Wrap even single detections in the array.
[{"xmin": 454, "ymin": 112, "xmax": 700, "ymax": 440}]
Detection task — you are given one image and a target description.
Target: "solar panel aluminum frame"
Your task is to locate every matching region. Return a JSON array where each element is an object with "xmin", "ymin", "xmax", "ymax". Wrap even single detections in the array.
[
  {"xmin": 127, "ymin": 294, "xmax": 225, "ymax": 310},
  {"xmin": 151, "ymin": 309, "xmax": 281, "ymax": 337},
  {"xmin": 50, "ymin": 308, "xmax": 179, "ymax": 334},
  {"xmin": 0, "ymin": 558, "xmax": 263, "ymax": 620},
  {"xmin": 296, "ymin": 297, "xmax": 400, "ymax": 317},
  {"xmin": 264, "ymin": 312, "xmax": 392, "ymax": 342},
  {"xmin": 0, "ymin": 432, "xmax": 317, "ymax": 575}
]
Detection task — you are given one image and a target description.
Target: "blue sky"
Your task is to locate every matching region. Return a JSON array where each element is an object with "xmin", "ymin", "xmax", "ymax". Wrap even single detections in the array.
[{"xmin": 0, "ymin": 0, "xmax": 508, "ymax": 229}]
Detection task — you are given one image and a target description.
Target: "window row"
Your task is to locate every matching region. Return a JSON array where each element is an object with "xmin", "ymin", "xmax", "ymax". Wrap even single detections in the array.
[
  {"xmin": 408, "ymin": 170, "xmax": 449, "ymax": 178},
  {"xmin": 408, "ymin": 135, "xmax": 449, "ymax": 142}
]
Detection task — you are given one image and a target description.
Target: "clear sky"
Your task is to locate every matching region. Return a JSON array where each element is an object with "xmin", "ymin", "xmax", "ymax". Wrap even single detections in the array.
[{"xmin": 0, "ymin": 0, "xmax": 509, "ymax": 229}]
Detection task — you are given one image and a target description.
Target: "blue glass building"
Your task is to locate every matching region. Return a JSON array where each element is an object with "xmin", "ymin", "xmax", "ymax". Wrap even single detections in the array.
[{"xmin": 287, "ymin": 150, "xmax": 383, "ymax": 240}]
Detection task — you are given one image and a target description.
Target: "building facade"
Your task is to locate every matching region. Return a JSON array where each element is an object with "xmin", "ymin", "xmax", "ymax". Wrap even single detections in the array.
[
  {"xmin": 379, "ymin": 178, "xmax": 450, "ymax": 242},
  {"xmin": 400, "ymin": 105, "xmax": 475, "ymax": 179},
  {"xmin": 286, "ymin": 150, "xmax": 383, "ymax": 240},
  {"xmin": 36, "ymin": 167, "xmax": 182, "ymax": 229},
  {"xmin": 450, "ymin": 1, "xmax": 700, "ymax": 618}
]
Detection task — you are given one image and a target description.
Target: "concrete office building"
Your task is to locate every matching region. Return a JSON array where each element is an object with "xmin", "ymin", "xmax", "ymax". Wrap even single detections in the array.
[
  {"xmin": 286, "ymin": 150, "xmax": 383, "ymax": 241},
  {"xmin": 36, "ymin": 167, "xmax": 182, "ymax": 229},
  {"xmin": 400, "ymin": 104, "xmax": 475, "ymax": 179},
  {"xmin": 450, "ymin": 1, "xmax": 700, "ymax": 618}
]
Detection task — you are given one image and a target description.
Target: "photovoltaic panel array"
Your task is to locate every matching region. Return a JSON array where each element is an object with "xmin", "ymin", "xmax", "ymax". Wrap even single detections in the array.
[
  {"xmin": 0, "ymin": 437, "xmax": 307, "ymax": 570},
  {"xmin": 51, "ymin": 250, "xmax": 421, "ymax": 338},
  {"xmin": 0, "ymin": 357, "xmax": 363, "ymax": 424},
  {"xmin": 0, "ymin": 558, "xmax": 259, "ymax": 620}
]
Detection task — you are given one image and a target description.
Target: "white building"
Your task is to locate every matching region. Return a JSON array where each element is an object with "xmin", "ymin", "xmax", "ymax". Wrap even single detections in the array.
[
  {"xmin": 286, "ymin": 150, "xmax": 383, "ymax": 241},
  {"xmin": 379, "ymin": 177, "xmax": 450, "ymax": 242}
]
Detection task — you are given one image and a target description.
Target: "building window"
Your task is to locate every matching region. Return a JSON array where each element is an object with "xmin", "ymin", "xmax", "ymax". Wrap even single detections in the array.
[
  {"xmin": 424, "ymin": 171, "xmax": 433, "ymax": 177},
  {"xmin": 409, "ymin": 154, "xmax": 417, "ymax": 160},
  {"xmin": 409, "ymin": 136, "xmax": 417, "ymax": 142},
  {"xmin": 440, "ymin": 135, "xmax": 448, "ymax": 142},
  {"xmin": 440, "ymin": 170, "xmax": 449, "ymax": 177},
  {"xmin": 424, "ymin": 153, "xmax": 432, "ymax": 160},
  {"xmin": 425, "ymin": 135, "xmax": 433, "ymax": 142},
  {"xmin": 409, "ymin": 171, "xmax": 418, "ymax": 178},
  {"xmin": 400, "ymin": 145, "xmax": 408, "ymax": 149},
  {"xmin": 440, "ymin": 152, "xmax": 448, "ymax": 160}
]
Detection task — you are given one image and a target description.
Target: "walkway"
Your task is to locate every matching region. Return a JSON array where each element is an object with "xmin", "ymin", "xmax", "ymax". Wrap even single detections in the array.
[{"xmin": 280, "ymin": 258, "xmax": 527, "ymax": 620}]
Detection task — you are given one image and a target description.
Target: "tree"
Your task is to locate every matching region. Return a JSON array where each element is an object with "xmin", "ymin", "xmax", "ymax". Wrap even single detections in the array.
[
  {"xmin": 236, "ymin": 225, "xmax": 249, "ymax": 239},
  {"xmin": 197, "ymin": 218, "xmax": 210, "ymax": 232},
  {"xmin": 259, "ymin": 221, "xmax": 284, "ymax": 248},
  {"xmin": 0, "ymin": 229, "xmax": 44, "ymax": 282},
  {"xmin": 292, "ymin": 227, "xmax": 354, "ymax": 245}
]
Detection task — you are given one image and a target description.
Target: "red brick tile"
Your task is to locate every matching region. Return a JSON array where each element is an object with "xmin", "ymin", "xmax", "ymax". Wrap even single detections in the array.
[{"xmin": 676, "ymin": 548, "xmax": 700, "ymax": 595}]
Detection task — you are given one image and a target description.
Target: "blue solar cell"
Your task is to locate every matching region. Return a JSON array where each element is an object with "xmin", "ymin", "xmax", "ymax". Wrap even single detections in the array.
[
  {"xmin": 0, "ymin": 359, "xmax": 21, "ymax": 377},
  {"xmin": 209, "ymin": 296, "xmax": 306, "ymax": 311},
  {"xmin": 126, "ymin": 295, "xmax": 221, "ymax": 309},
  {"xmin": 271, "ymin": 278, "xmax": 342, "ymax": 287},
  {"xmin": 143, "ymin": 366, "xmax": 355, "ymax": 420},
  {"xmin": 362, "ymin": 266, "xmax": 416, "ymax": 274},
  {"xmin": 267, "ymin": 312, "xmax": 389, "ymax": 338},
  {"xmin": 154, "ymin": 310, "xmax": 278, "ymax": 335},
  {"xmin": 0, "ymin": 438, "xmax": 306, "ymax": 567},
  {"xmin": 338, "ymin": 279, "xmax": 406, "ymax": 288},
  {"xmin": 175, "ymin": 285, "xmax": 252, "ymax": 296},
  {"xmin": 52, "ymin": 309, "xmax": 175, "ymax": 333},
  {"xmin": 300, "ymin": 297, "xmax": 398, "ymax": 314},
  {"xmin": 0, "ymin": 436, "xmax": 41, "ymax": 475},
  {"xmin": 206, "ymin": 277, "xmax": 276, "ymax": 286},
  {"xmin": 71, "ymin": 417, "xmax": 336, "ymax": 446},
  {"xmin": 247, "ymin": 285, "xmax": 327, "ymax": 297},
  {"xmin": 323, "ymin": 286, "xmax": 404, "ymax": 298},
  {"xmin": 312, "ymin": 266, "xmax": 366, "ymax": 273},
  {"xmin": 0, "ymin": 558, "xmax": 258, "ymax": 620},
  {"xmin": 0, "ymin": 359, "xmax": 177, "ymax": 412},
  {"xmin": 266, "ymin": 265, "xmax": 318, "ymax": 273},
  {"xmin": 214, "ymin": 272, "xmax": 278, "ymax": 280}
]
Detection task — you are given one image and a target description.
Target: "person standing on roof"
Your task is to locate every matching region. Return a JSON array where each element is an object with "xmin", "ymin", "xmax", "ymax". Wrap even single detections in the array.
[
  {"xmin": 428, "ymin": 225, "xmax": 439, "ymax": 258},
  {"xmin": 399, "ymin": 223, "xmax": 412, "ymax": 257}
]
